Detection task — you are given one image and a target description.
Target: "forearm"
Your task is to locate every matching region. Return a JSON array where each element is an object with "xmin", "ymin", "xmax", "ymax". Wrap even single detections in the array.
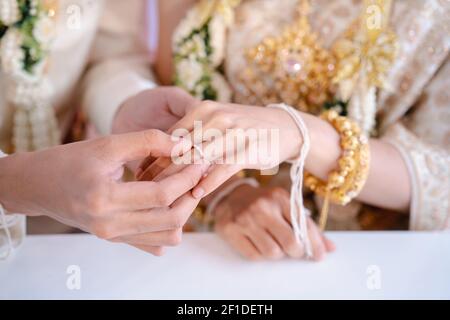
[
  {"xmin": 301, "ymin": 113, "xmax": 411, "ymax": 212},
  {"xmin": 0, "ymin": 153, "xmax": 30, "ymax": 215}
]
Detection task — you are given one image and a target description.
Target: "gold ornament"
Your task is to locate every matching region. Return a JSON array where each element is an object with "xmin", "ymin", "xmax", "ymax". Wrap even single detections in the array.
[
  {"xmin": 239, "ymin": 0, "xmax": 336, "ymax": 114},
  {"xmin": 333, "ymin": 0, "xmax": 398, "ymax": 90},
  {"xmin": 305, "ymin": 110, "xmax": 371, "ymax": 230}
]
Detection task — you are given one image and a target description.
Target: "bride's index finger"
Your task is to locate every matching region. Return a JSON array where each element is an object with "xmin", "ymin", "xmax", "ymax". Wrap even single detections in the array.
[
  {"xmin": 167, "ymin": 100, "xmax": 219, "ymax": 135},
  {"xmin": 192, "ymin": 164, "xmax": 241, "ymax": 199}
]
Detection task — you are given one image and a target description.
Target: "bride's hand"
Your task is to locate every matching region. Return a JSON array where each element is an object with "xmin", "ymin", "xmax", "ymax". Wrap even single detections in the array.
[
  {"xmin": 214, "ymin": 185, "xmax": 335, "ymax": 261},
  {"xmin": 139, "ymin": 100, "xmax": 313, "ymax": 198},
  {"xmin": 112, "ymin": 87, "xmax": 199, "ymax": 172}
]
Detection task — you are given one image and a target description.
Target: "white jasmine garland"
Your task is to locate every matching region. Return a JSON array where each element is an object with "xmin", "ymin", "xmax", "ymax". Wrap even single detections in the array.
[
  {"xmin": 194, "ymin": 82, "xmax": 207, "ymax": 98},
  {"xmin": 10, "ymin": 80, "xmax": 52, "ymax": 109},
  {"xmin": 177, "ymin": 40, "xmax": 193, "ymax": 58},
  {"xmin": 0, "ymin": 29, "xmax": 25, "ymax": 78},
  {"xmin": 173, "ymin": 8, "xmax": 202, "ymax": 49},
  {"xmin": 191, "ymin": 34, "xmax": 208, "ymax": 59},
  {"xmin": 33, "ymin": 14, "xmax": 55, "ymax": 46},
  {"xmin": 176, "ymin": 56, "xmax": 204, "ymax": 91},
  {"xmin": 0, "ymin": 0, "xmax": 60, "ymax": 152},
  {"xmin": 173, "ymin": 0, "xmax": 240, "ymax": 101},
  {"xmin": 176, "ymin": 33, "xmax": 208, "ymax": 60},
  {"xmin": 211, "ymin": 72, "xmax": 232, "ymax": 102},
  {"xmin": 208, "ymin": 15, "xmax": 227, "ymax": 67},
  {"xmin": 348, "ymin": 79, "xmax": 376, "ymax": 135},
  {"xmin": 0, "ymin": 0, "xmax": 21, "ymax": 26},
  {"xmin": 0, "ymin": 29, "xmax": 46, "ymax": 84}
]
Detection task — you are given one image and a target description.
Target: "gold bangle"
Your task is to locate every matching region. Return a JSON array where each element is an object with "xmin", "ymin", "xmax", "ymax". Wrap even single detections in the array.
[{"xmin": 305, "ymin": 110, "xmax": 370, "ymax": 230}]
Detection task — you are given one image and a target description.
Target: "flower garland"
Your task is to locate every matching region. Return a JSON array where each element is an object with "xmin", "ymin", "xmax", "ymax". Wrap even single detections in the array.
[
  {"xmin": 0, "ymin": 0, "xmax": 59, "ymax": 152},
  {"xmin": 173, "ymin": 0, "xmax": 241, "ymax": 102}
]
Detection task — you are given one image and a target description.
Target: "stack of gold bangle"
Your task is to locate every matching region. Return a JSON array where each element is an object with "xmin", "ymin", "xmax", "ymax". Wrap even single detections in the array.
[{"xmin": 305, "ymin": 110, "xmax": 371, "ymax": 230}]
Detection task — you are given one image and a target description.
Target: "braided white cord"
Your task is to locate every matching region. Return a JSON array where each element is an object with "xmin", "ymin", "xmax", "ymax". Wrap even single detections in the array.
[
  {"xmin": 267, "ymin": 104, "xmax": 312, "ymax": 258},
  {"xmin": 0, "ymin": 204, "xmax": 14, "ymax": 260},
  {"xmin": 0, "ymin": 150, "xmax": 14, "ymax": 260}
]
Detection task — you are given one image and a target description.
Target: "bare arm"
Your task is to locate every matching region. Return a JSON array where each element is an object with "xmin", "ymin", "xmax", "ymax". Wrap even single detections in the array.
[{"xmin": 155, "ymin": 0, "xmax": 196, "ymax": 85}]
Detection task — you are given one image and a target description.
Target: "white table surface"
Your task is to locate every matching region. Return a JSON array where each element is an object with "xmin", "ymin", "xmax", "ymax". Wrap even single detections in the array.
[{"xmin": 1, "ymin": 232, "xmax": 449, "ymax": 299}]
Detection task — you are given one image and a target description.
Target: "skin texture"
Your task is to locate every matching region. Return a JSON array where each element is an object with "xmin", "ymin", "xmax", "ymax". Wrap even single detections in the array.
[
  {"xmin": 0, "ymin": 129, "xmax": 208, "ymax": 256},
  {"xmin": 151, "ymin": 2, "xmax": 338, "ymax": 261},
  {"xmin": 161, "ymin": 100, "xmax": 411, "ymax": 213},
  {"xmin": 112, "ymin": 87, "xmax": 198, "ymax": 172},
  {"xmin": 154, "ymin": 1, "xmax": 411, "ymax": 212},
  {"xmin": 214, "ymin": 185, "xmax": 335, "ymax": 261}
]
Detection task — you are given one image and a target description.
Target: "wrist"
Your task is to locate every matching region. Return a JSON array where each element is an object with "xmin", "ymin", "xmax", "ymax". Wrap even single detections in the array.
[
  {"xmin": 0, "ymin": 153, "xmax": 26, "ymax": 213},
  {"xmin": 270, "ymin": 108, "xmax": 304, "ymax": 162},
  {"xmin": 303, "ymin": 113, "xmax": 341, "ymax": 181},
  {"xmin": 111, "ymin": 99, "xmax": 130, "ymax": 135}
]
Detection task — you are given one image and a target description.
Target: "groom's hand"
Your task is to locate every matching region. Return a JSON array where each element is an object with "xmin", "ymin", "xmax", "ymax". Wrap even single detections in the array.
[
  {"xmin": 0, "ymin": 130, "xmax": 208, "ymax": 256},
  {"xmin": 113, "ymin": 87, "xmax": 199, "ymax": 134},
  {"xmin": 112, "ymin": 87, "xmax": 199, "ymax": 173}
]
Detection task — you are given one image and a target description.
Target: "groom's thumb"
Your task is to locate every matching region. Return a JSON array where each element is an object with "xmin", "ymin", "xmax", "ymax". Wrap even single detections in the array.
[{"xmin": 108, "ymin": 129, "xmax": 192, "ymax": 163}]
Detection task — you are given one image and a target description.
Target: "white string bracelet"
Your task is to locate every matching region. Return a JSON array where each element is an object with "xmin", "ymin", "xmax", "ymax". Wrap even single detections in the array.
[
  {"xmin": 0, "ymin": 204, "xmax": 14, "ymax": 260},
  {"xmin": 206, "ymin": 178, "xmax": 260, "ymax": 219},
  {"xmin": 0, "ymin": 150, "xmax": 14, "ymax": 260},
  {"xmin": 267, "ymin": 103, "xmax": 313, "ymax": 258},
  {"xmin": 193, "ymin": 144, "xmax": 205, "ymax": 160}
]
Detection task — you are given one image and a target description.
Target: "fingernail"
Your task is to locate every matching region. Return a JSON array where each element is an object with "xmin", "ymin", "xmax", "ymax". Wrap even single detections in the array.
[{"xmin": 192, "ymin": 187, "xmax": 205, "ymax": 199}]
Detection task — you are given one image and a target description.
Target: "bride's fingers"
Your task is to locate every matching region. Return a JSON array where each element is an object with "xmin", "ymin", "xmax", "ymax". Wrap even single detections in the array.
[
  {"xmin": 136, "ymin": 156, "xmax": 157, "ymax": 179},
  {"xmin": 138, "ymin": 157, "xmax": 173, "ymax": 181},
  {"xmin": 131, "ymin": 244, "xmax": 165, "ymax": 256},
  {"xmin": 218, "ymin": 224, "xmax": 262, "ymax": 261},
  {"xmin": 113, "ymin": 229, "xmax": 183, "ymax": 247},
  {"xmin": 139, "ymin": 137, "xmax": 216, "ymax": 183},
  {"xmin": 307, "ymin": 218, "xmax": 327, "ymax": 261},
  {"xmin": 168, "ymin": 101, "xmax": 219, "ymax": 135},
  {"xmin": 242, "ymin": 223, "xmax": 284, "ymax": 260},
  {"xmin": 192, "ymin": 164, "xmax": 241, "ymax": 198},
  {"xmin": 323, "ymin": 235, "xmax": 336, "ymax": 252},
  {"xmin": 152, "ymin": 147, "xmax": 205, "ymax": 181}
]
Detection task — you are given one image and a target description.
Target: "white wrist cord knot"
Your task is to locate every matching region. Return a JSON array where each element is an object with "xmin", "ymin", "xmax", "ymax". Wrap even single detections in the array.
[{"xmin": 267, "ymin": 103, "xmax": 312, "ymax": 258}]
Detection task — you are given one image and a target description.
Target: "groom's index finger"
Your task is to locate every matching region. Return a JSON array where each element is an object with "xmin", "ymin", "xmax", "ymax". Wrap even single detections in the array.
[
  {"xmin": 114, "ymin": 163, "xmax": 209, "ymax": 211},
  {"xmin": 109, "ymin": 129, "xmax": 192, "ymax": 163}
]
